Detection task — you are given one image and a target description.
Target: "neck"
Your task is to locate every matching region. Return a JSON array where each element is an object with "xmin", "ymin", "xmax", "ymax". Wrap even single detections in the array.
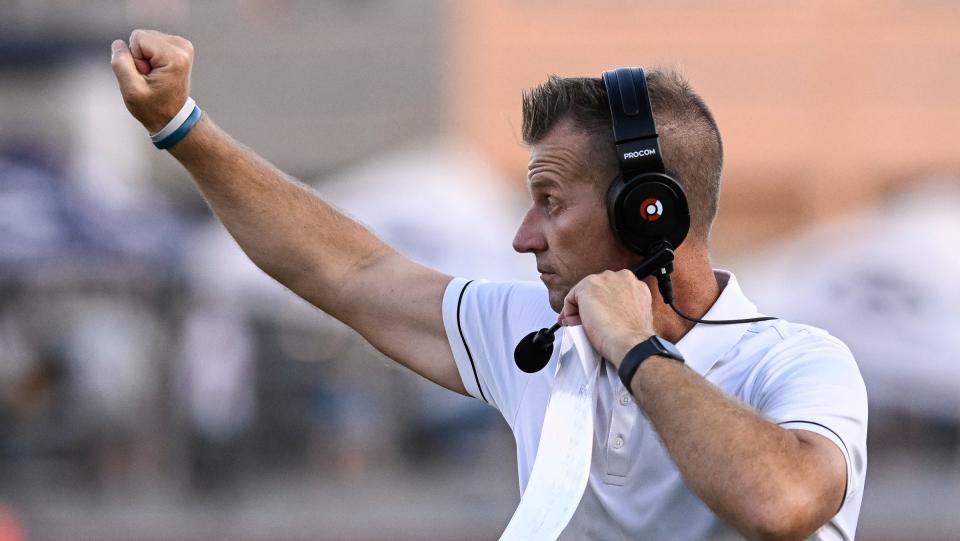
[{"xmin": 644, "ymin": 252, "xmax": 720, "ymax": 343}]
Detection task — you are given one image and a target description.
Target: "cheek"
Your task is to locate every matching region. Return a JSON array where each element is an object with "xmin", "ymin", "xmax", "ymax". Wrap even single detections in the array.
[
  {"xmin": 571, "ymin": 215, "xmax": 618, "ymax": 261},
  {"xmin": 573, "ymin": 230, "xmax": 635, "ymax": 285}
]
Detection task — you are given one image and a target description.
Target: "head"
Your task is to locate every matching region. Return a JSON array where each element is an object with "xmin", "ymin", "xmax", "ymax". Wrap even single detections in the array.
[{"xmin": 513, "ymin": 67, "xmax": 724, "ymax": 311}]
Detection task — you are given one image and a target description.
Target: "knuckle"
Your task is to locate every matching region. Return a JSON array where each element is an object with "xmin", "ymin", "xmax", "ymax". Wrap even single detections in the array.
[
  {"xmin": 171, "ymin": 48, "xmax": 192, "ymax": 67},
  {"xmin": 167, "ymin": 35, "xmax": 194, "ymax": 54}
]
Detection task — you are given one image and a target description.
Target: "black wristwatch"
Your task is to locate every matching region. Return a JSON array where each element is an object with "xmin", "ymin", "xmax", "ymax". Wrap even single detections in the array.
[{"xmin": 618, "ymin": 336, "xmax": 685, "ymax": 393}]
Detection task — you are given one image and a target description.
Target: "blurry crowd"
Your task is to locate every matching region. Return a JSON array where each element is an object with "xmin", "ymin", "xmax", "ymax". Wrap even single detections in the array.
[{"xmin": 0, "ymin": 143, "xmax": 502, "ymax": 508}]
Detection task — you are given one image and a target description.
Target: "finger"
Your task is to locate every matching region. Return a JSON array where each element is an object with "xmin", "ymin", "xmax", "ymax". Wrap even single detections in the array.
[
  {"xmin": 134, "ymin": 56, "xmax": 151, "ymax": 75},
  {"xmin": 164, "ymin": 33, "xmax": 194, "ymax": 52},
  {"xmin": 615, "ymin": 268, "xmax": 635, "ymax": 284},
  {"xmin": 129, "ymin": 30, "xmax": 147, "ymax": 62},
  {"xmin": 560, "ymin": 281, "xmax": 584, "ymax": 325},
  {"xmin": 110, "ymin": 40, "xmax": 147, "ymax": 96},
  {"xmin": 129, "ymin": 29, "xmax": 173, "ymax": 70}
]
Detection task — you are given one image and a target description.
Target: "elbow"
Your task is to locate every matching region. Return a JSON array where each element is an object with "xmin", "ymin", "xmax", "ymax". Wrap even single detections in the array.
[
  {"xmin": 747, "ymin": 519, "xmax": 809, "ymax": 541},
  {"xmin": 743, "ymin": 489, "xmax": 832, "ymax": 541}
]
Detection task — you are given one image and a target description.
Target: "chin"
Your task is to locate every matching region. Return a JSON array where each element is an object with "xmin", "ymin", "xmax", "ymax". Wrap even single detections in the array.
[{"xmin": 547, "ymin": 288, "xmax": 567, "ymax": 314}]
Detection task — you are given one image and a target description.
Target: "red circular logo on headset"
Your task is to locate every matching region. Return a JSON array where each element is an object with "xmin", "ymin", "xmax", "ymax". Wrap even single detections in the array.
[{"xmin": 640, "ymin": 198, "xmax": 663, "ymax": 222}]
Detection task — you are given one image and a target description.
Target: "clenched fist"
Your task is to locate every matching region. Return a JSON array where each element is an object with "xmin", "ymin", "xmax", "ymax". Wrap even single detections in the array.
[
  {"xmin": 110, "ymin": 30, "xmax": 195, "ymax": 133},
  {"xmin": 560, "ymin": 270, "xmax": 657, "ymax": 366}
]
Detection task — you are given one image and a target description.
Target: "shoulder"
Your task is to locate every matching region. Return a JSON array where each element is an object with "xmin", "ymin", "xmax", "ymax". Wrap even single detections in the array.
[
  {"xmin": 440, "ymin": 277, "xmax": 558, "ymax": 415},
  {"xmin": 746, "ymin": 319, "xmax": 859, "ymax": 374},
  {"xmin": 441, "ymin": 277, "xmax": 557, "ymax": 374},
  {"xmin": 732, "ymin": 319, "xmax": 866, "ymax": 411}
]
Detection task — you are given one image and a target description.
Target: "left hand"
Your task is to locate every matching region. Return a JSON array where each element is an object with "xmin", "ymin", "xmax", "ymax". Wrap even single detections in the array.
[{"xmin": 560, "ymin": 270, "xmax": 656, "ymax": 367}]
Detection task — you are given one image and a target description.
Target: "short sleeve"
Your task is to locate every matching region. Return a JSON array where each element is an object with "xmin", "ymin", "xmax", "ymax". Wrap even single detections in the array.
[
  {"xmin": 752, "ymin": 329, "xmax": 868, "ymax": 505},
  {"xmin": 441, "ymin": 277, "xmax": 558, "ymax": 425}
]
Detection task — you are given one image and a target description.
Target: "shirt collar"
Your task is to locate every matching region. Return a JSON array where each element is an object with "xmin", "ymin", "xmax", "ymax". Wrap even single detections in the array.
[{"xmin": 674, "ymin": 270, "xmax": 760, "ymax": 376}]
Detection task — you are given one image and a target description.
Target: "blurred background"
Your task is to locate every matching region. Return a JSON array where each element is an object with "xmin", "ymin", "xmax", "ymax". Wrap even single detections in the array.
[{"xmin": 1, "ymin": 0, "xmax": 958, "ymax": 539}]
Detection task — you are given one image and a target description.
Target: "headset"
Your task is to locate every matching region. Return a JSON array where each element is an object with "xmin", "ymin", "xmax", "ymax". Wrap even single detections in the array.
[
  {"xmin": 604, "ymin": 67, "xmax": 689, "ymax": 257},
  {"xmin": 514, "ymin": 67, "xmax": 776, "ymax": 373}
]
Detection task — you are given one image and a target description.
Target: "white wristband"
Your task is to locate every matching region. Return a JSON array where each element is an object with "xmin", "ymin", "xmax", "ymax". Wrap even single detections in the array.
[{"xmin": 149, "ymin": 97, "xmax": 197, "ymax": 143}]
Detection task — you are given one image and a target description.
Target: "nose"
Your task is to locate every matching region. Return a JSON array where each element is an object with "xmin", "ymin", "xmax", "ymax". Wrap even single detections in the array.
[{"xmin": 512, "ymin": 206, "xmax": 548, "ymax": 254}]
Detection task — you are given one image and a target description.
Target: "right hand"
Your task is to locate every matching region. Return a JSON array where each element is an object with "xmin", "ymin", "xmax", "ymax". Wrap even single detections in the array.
[
  {"xmin": 559, "ymin": 270, "xmax": 656, "ymax": 367},
  {"xmin": 110, "ymin": 30, "xmax": 195, "ymax": 134}
]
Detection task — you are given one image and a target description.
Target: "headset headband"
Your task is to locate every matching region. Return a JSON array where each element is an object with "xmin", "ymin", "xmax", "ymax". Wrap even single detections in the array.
[{"xmin": 602, "ymin": 67, "xmax": 665, "ymax": 176}]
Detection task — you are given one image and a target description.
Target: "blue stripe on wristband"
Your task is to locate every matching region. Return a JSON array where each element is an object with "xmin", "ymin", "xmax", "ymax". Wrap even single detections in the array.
[
  {"xmin": 153, "ymin": 105, "xmax": 202, "ymax": 150},
  {"xmin": 150, "ymin": 97, "xmax": 196, "ymax": 142}
]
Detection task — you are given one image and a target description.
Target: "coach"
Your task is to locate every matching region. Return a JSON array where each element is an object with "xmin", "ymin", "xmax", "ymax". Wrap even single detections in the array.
[{"xmin": 110, "ymin": 30, "xmax": 867, "ymax": 540}]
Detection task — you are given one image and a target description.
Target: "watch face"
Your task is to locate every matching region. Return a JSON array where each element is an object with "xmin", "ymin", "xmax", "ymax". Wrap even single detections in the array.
[{"xmin": 652, "ymin": 336, "xmax": 685, "ymax": 362}]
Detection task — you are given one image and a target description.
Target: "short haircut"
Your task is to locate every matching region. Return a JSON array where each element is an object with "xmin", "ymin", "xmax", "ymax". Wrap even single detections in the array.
[{"xmin": 521, "ymin": 67, "xmax": 723, "ymax": 244}]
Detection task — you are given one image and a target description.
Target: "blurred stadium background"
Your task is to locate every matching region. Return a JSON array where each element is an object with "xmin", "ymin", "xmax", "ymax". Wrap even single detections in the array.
[{"xmin": 1, "ymin": 1, "xmax": 958, "ymax": 539}]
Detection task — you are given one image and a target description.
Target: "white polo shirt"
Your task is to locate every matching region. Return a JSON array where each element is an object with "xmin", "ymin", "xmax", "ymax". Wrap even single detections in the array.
[{"xmin": 441, "ymin": 270, "xmax": 867, "ymax": 540}]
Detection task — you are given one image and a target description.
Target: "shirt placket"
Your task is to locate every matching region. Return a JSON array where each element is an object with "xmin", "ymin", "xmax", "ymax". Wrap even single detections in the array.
[{"xmin": 604, "ymin": 377, "xmax": 641, "ymax": 486}]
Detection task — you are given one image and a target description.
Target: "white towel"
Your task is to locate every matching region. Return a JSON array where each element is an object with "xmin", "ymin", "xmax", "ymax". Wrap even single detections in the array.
[{"xmin": 500, "ymin": 325, "xmax": 600, "ymax": 541}]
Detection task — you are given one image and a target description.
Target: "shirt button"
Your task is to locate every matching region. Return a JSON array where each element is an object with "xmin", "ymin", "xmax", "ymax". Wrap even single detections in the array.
[
  {"xmin": 612, "ymin": 435, "xmax": 625, "ymax": 449},
  {"xmin": 619, "ymin": 394, "xmax": 632, "ymax": 406}
]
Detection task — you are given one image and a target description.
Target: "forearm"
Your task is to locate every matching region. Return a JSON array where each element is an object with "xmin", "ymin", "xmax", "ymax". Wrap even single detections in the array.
[
  {"xmin": 629, "ymin": 358, "xmax": 837, "ymax": 539},
  {"xmin": 169, "ymin": 114, "xmax": 392, "ymax": 313}
]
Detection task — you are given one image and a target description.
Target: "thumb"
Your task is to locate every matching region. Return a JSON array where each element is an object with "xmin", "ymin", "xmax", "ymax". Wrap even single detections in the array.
[{"xmin": 110, "ymin": 39, "xmax": 146, "ymax": 97}]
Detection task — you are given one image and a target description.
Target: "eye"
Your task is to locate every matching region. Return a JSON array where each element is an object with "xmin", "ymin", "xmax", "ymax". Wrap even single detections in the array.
[
  {"xmin": 542, "ymin": 195, "xmax": 561, "ymax": 214},
  {"xmin": 531, "ymin": 189, "xmax": 563, "ymax": 215}
]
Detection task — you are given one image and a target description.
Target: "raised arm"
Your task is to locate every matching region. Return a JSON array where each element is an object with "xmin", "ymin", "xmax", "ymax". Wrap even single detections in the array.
[{"xmin": 110, "ymin": 30, "xmax": 464, "ymax": 394}]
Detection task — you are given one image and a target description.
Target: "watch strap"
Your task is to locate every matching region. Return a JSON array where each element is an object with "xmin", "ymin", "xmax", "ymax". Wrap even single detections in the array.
[{"xmin": 618, "ymin": 336, "xmax": 684, "ymax": 393}]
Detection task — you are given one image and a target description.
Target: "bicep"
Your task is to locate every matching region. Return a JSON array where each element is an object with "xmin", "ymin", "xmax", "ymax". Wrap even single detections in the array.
[
  {"xmin": 755, "ymin": 332, "xmax": 868, "ymax": 515},
  {"xmin": 791, "ymin": 429, "xmax": 848, "ymax": 520},
  {"xmin": 330, "ymin": 251, "xmax": 466, "ymax": 395}
]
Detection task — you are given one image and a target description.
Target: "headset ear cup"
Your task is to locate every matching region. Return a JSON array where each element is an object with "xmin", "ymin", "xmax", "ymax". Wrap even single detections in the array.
[{"xmin": 609, "ymin": 172, "xmax": 690, "ymax": 254}]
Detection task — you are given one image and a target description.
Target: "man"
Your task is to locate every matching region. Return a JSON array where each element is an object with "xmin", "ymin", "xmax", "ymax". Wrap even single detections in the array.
[{"xmin": 110, "ymin": 30, "xmax": 867, "ymax": 540}]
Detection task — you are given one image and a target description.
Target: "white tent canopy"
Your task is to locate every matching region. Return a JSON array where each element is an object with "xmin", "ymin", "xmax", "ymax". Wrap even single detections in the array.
[
  {"xmin": 731, "ymin": 181, "xmax": 960, "ymax": 419},
  {"xmin": 316, "ymin": 140, "xmax": 535, "ymax": 282}
]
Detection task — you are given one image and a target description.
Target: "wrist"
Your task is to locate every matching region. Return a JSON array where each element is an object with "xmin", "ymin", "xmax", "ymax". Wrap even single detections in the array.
[
  {"xmin": 148, "ymin": 97, "xmax": 201, "ymax": 150},
  {"xmin": 617, "ymin": 336, "xmax": 685, "ymax": 394},
  {"xmin": 629, "ymin": 355, "xmax": 671, "ymax": 391},
  {"xmin": 142, "ymin": 105, "xmax": 182, "ymax": 134},
  {"xmin": 136, "ymin": 94, "xmax": 191, "ymax": 134},
  {"xmin": 167, "ymin": 114, "xmax": 214, "ymax": 161},
  {"xmin": 607, "ymin": 331, "xmax": 652, "ymax": 369}
]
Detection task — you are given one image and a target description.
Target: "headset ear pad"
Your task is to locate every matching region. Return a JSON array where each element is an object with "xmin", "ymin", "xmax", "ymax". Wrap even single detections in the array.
[{"xmin": 606, "ymin": 172, "xmax": 691, "ymax": 254}]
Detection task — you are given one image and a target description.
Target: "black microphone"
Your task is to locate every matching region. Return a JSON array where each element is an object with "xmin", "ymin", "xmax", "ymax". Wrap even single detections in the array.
[
  {"xmin": 513, "ymin": 243, "xmax": 677, "ymax": 374},
  {"xmin": 513, "ymin": 322, "xmax": 561, "ymax": 373}
]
